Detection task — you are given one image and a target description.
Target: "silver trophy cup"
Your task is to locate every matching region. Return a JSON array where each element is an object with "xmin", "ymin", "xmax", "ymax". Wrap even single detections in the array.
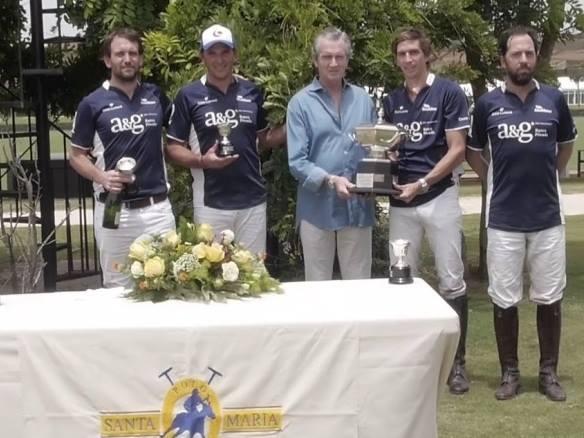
[
  {"xmin": 216, "ymin": 122, "xmax": 236, "ymax": 157},
  {"xmin": 389, "ymin": 239, "xmax": 413, "ymax": 284},
  {"xmin": 351, "ymin": 121, "xmax": 406, "ymax": 195}
]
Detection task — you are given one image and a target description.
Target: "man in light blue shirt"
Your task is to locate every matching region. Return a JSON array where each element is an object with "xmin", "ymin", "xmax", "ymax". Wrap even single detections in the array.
[{"xmin": 287, "ymin": 27, "xmax": 376, "ymax": 281}]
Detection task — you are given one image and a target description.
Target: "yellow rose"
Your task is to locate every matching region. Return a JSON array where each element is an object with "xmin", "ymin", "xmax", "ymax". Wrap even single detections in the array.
[
  {"xmin": 192, "ymin": 242, "xmax": 207, "ymax": 259},
  {"xmin": 129, "ymin": 240, "xmax": 151, "ymax": 261},
  {"xmin": 205, "ymin": 242, "xmax": 225, "ymax": 263},
  {"xmin": 130, "ymin": 261, "xmax": 144, "ymax": 278},
  {"xmin": 161, "ymin": 230, "xmax": 180, "ymax": 248},
  {"xmin": 232, "ymin": 249, "xmax": 254, "ymax": 265},
  {"xmin": 197, "ymin": 223, "xmax": 215, "ymax": 243},
  {"xmin": 144, "ymin": 256, "xmax": 166, "ymax": 278}
]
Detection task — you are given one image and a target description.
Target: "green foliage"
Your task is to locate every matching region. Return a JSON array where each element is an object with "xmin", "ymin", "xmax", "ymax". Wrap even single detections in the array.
[
  {"xmin": 0, "ymin": 0, "xmax": 25, "ymax": 91},
  {"xmin": 144, "ymin": 0, "xmax": 494, "ymax": 275}
]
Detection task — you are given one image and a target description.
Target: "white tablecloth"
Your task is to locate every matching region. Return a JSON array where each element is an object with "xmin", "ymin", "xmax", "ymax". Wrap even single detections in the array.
[{"xmin": 0, "ymin": 278, "xmax": 458, "ymax": 438}]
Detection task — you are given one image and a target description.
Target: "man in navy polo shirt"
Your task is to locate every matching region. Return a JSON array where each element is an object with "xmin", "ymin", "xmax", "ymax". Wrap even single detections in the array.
[
  {"xmin": 166, "ymin": 24, "xmax": 284, "ymax": 255},
  {"xmin": 69, "ymin": 28, "xmax": 175, "ymax": 288},
  {"xmin": 467, "ymin": 26, "xmax": 575, "ymax": 402},
  {"xmin": 383, "ymin": 28, "xmax": 470, "ymax": 394}
]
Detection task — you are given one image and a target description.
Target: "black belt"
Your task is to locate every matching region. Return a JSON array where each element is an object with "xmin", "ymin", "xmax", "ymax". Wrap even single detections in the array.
[{"xmin": 97, "ymin": 193, "xmax": 168, "ymax": 210}]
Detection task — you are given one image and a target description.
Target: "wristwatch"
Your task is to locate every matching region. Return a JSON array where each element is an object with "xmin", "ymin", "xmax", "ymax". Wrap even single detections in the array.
[{"xmin": 418, "ymin": 177, "xmax": 429, "ymax": 193}]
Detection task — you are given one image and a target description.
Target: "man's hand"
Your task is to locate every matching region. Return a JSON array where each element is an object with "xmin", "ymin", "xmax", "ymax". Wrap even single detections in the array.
[
  {"xmin": 96, "ymin": 170, "xmax": 133, "ymax": 193},
  {"xmin": 201, "ymin": 143, "xmax": 239, "ymax": 169},
  {"xmin": 330, "ymin": 175, "xmax": 355, "ymax": 200},
  {"xmin": 394, "ymin": 181, "xmax": 423, "ymax": 203}
]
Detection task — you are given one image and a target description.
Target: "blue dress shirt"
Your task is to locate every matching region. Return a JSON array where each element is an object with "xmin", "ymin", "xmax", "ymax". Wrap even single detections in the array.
[{"xmin": 287, "ymin": 78, "xmax": 376, "ymax": 230}]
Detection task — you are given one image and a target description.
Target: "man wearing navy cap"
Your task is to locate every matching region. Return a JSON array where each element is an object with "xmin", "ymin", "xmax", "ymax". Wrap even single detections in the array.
[
  {"xmin": 383, "ymin": 28, "xmax": 470, "ymax": 394},
  {"xmin": 166, "ymin": 24, "xmax": 285, "ymax": 254},
  {"xmin": 69, "ymin": 28, "xmax": 175, "ymax": 288},
  {"xmin": 467, "ymin": 26, "xmax": 576, "ymax": 402}
]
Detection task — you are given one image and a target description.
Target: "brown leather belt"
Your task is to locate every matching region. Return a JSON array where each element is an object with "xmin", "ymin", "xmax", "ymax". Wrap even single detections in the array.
[{"xmin": 97, "ymin": 193, "xmax": 168, "ymax": 210}]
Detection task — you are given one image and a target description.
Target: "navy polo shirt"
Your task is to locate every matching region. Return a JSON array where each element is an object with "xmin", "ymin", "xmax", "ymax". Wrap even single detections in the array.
[
  {"xmin": 383, "ymin": 74, "xmax": 470, "ymax": 207},
  {"xmin": 71, "ymin": 81, "xmax": 170, "ymax": 200},
  {"xmin": 468, "ymin": 81, "xmax": 577, "ymax": 232},
  {"xmin": 167, "ymin": 76, "xmax": 268, "ymax": 210}
]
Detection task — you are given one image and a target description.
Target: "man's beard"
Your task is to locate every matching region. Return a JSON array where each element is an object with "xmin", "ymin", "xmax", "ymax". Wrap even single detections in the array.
[
  {"xmin": 114, "ymin": 67, "xmax": 139, "ymax": 83},
  {"xmin": 508, "ymin": 69, "xmax": 534, "ymax": 86}
]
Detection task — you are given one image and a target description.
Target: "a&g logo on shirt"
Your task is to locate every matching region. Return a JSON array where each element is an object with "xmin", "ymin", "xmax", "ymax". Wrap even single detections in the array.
[
  {"xmin": 110, "ymin": 114, "xmax": 145, "ymax": 135},
  {"xmin": 497, "ymin": 122, "xmax": 534, "ymax": 144},
  {"xmin": 396, "ymin": 121, "xmax": 423, "ymax": 142},
  {"xmin": 204, "ymin": 109, "xmax": 239, "ymax": 129}
]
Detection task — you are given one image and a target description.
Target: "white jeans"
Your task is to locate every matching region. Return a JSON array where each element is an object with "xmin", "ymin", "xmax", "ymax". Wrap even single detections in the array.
[
  {"xmin": 300, "ymin": 220, "xmax": 372, "ymax": 281},
  {"xmin": 194, "ymin": 202, "xmax": 266, "ymax": 255},
  {"xmin": 94, "ymin": 199, "xmax": 175, "ymax": 288},
  {"xmin": 389, "ymin": 185, "xmax": 466, "ymax": 299},
  {"xmin": 487, "ymin": 225, "xmax": 566, "ymax": 309}
]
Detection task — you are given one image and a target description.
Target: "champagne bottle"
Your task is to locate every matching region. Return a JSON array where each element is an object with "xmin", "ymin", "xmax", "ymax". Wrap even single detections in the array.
[
  {"xmin": 102, "ymin": 190, "xmax": 123, "ymax": 229},
  {"xmin": 101, "ymin": 157, "xmax": 137, "ymax": 230}
]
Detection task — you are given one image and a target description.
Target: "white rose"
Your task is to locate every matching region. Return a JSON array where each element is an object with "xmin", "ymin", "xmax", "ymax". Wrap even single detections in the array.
[
  {"xmin": 144, "ymin": 256, "xmax": 165, "ymax": 278},
  {"xmin": 129, "ymin": 240, "xmax": 151, "ymax": 261},
  {"xmin": 221, "ymin": 261, "xmax": 239, "ymax": 282},
  {"xmin": 162, "ymin": 230, "xmax": 180, "ymax": 248},
  {"xmin": 197, "ymin": 223, "xmax": 215, "ymax": 243},
  {"xmin": 130, "ymin": 261, "xmax": 144, "ymax": 278},
  {"xmin": 220, "ymin": 229, "xmax": 235, "ymax": 245}
]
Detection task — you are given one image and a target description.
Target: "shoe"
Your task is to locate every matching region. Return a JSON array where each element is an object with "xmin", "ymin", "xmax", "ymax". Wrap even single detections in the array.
[
  {"xmin": 495, "ymin": 368, "xmax": 520, "ymax": 400},
  {"xmin": 539, "ymin": 371, "xmax": 566, "ymax": 402},
  {"xmin": 448, "ymin": 362, "xmax": 470, "ymax": 394}
]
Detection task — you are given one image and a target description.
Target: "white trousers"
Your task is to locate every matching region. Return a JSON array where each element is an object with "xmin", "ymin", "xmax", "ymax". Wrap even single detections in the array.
[
  {"xmin": 487, "ymin": 225, "xmax": 566, "ymax": 309},
  {"xmin": 94, "ymin": 199, "xmax": 175, "ymax": 288},
  {"xmin": 389, "ymin": 185, "xmax": 466, "ymax": 299},
  {"xmin": 300, "ymin": 220, "xmax": 372, "ymax": 281},
  {"xmin": 194, "ymin": 202, "xmax": 266, "ymax": 255}
]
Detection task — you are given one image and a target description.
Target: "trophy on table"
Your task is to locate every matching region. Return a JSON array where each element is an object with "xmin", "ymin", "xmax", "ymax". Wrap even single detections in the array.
[
  {"xmin": 216, "ymin": 122, "xmax": 236, "ymax": 157},
  {"xmin": 350, "ymin": 110, "xmax": 407, "ymax": 195},
  {"xmin": 389, "ymin": 239, "xmax": 413, "ymax": 284}
]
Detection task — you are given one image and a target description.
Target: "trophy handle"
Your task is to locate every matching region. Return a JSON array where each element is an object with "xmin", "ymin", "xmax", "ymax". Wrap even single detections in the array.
[{"xmin": 380, "ymin": 130, "xmax": 407, "ymax": 152}]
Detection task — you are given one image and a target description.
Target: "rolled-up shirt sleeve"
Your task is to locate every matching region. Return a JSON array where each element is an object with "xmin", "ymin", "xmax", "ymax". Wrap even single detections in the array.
[{"xmin": 286, "ymin": 96, "xmax": 328, "ymax": 192}]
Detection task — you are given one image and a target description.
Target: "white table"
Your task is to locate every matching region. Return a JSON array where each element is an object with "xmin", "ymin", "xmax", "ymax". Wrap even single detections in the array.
[{"xmin": 0, "ymin": 278, "xmax": 459, "ymax": 438}]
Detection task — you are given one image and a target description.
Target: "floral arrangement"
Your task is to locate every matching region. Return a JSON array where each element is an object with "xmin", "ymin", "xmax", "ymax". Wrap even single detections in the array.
[{"xmin": 124, "ymin": 218, "xmax": 281, "ymax": 302}]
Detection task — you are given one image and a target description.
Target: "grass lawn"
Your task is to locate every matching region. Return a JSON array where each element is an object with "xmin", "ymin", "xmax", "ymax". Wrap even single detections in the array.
[{"xmin": 436, "ymin": 214, "xmax": 584, "ymax": 437}]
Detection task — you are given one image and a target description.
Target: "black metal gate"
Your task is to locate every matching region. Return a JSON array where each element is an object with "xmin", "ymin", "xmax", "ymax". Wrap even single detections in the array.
[{"xmin": 0, "ymin": 0, "xmax": 99, "ymax": 292}]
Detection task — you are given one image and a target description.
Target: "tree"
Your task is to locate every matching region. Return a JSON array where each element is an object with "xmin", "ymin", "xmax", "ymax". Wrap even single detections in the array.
[
  {"xmin": 0, "ymin": 0, "xmax": 25, "ymax": 93},
  {"xmin": 140, "ymin": 0, "xmax": 494, "ymax": 277}
]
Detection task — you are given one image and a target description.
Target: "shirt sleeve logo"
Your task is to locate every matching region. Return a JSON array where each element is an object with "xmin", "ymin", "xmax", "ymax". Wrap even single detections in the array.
[{"xmin": 111, "ymin": 114, "xmax": 146, "ymax": 135}]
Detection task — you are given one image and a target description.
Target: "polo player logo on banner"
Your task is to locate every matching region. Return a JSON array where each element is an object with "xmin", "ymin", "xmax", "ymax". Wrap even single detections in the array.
[
  {"xmin": 159, "ymin": 366, "xmax": 222, "ymax": 438},
  {"xmin": 99, "ymin": 366, "xmax": 282, "ymax": 438}
]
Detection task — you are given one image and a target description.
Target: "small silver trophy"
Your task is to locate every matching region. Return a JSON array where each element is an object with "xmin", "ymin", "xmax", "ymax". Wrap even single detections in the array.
[
  {"xmin": 217, "ymin": 122, "xmax": 235, "ymax": 157},
  {"xmin": 116, "ymin": 157, "xmax": 137, "ymax": 175},
  {"xmin": 389, "ymin": 239, "xmax": 413, "ymax": 284},
  {"xmin": 351, "ymin": 108, "xmax": 406, "ymax": 195}
]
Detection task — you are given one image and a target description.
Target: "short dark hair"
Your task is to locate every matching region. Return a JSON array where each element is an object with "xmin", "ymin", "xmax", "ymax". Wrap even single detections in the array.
[
  {"xmin": 498, "ymin": 26, "xmax": 539, "ymax": 56},
  {"xmin": 391, "ymin": 27, "xmax": 432, "ymax": 58},
  {"xmin": 102, "ymin": 28, "xmax": 144, "ymax": 58}
]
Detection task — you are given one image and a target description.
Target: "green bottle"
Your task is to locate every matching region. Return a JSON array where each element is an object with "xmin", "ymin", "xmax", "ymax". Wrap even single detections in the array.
[
  {"xmin": 102, "ymin": 190, "xmax": 123, "ymax": 229},
  {"xmin": 101, "ymin": 157, "xmax": 137, "ymax": 230}
]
